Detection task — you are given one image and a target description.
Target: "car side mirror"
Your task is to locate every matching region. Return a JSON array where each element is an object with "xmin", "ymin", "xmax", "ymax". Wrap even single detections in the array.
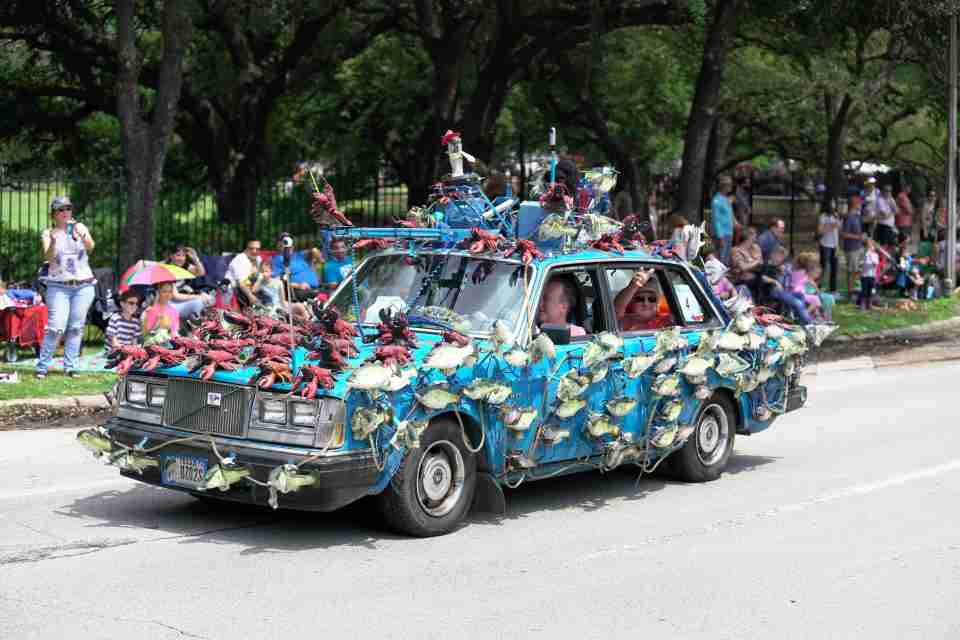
[{"xmin": 539, "ymin": 323, "xmax": 571, "ymax": 345}]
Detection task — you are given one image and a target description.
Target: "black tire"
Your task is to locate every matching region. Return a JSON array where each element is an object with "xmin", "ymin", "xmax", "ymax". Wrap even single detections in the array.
[
  {"xmin": 669, "ymin": 393, "xmax": 736, "ymax": 482},
  {"xmin": 378, "ymin": 417, "xmax": 476, "ymax": 537}
]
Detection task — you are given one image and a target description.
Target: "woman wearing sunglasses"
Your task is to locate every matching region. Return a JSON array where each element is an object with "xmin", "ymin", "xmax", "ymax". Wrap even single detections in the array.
[
  {"xmin": 613, "ymin": 268, "xmax": 672, "ymax": 332},
  {"xmin": 36, "ymin": 196, "xmax": 96, "ymax": 379}
]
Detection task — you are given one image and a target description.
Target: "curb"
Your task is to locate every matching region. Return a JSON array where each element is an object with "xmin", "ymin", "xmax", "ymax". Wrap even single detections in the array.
[
  {"xmin": 804, "ymin": 355, "xmax": 876, "ymax": 377},
  {"xmin": 0, "ymin": 394, "xmax": 111, "ymax": 410},
  {"xmin": 827, "ymin": 316, "xmax": 960, "ymax": 343}
]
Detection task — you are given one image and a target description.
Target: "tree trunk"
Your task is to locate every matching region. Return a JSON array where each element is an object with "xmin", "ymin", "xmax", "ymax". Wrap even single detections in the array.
[
  {"xmin": 675, "ymin": 0, "xmax": 739, "ymax": 222},
  {"xmin": 115, "ymin": 0, "xmax": 191, "ymax": 272},
  {"xmin": 824, "ymin": 92, "xmax": 853, "ymax": 209}
]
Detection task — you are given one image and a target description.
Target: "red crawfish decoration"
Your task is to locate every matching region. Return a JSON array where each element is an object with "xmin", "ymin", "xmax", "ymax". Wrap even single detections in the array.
[
  {"xmin": 251, "ymin": 359, "xmax": 293, "ymax": 389},
  {"xmin": 374, "ymin": 345, "xmax": 413, "ymax": 368},
  {"xmin": 619, "ymin": 214, "xmax": 648, "ymax": 248},
  {"xmin": 311, "ymin": 183, "xmax": 352, "ymax": 227},
  {"xmin": 589, "ymin": 233, "xmax": 625, "ymax": 254},
  {"xmin": 442, "ymin": 330, "xmax": 471, "ymax": 347},
  {"xmin": 291, "ymin": 365, "xmax": 336, "ymax": 400},
  {"xmin": 306, "ymin": 338, "xmax": 352, "ymax": 370},
  {"xmin": 170, "ymin": 335, "xmax": 207, "ymax": 354},
  {"xmin": 503, "ymin": 239, "xmax": 544, "ymax": 264},
  {"xmin": 538, "ymin": 182, "xmax": 573, "ymax": 210},
  {"xmin": 377, "ymin": 307, "xmax": 418, "ymax": 348},
  {"xmin": 462, "ymin": 227, "xmax": 501, "ymax": 255},
  {"xmin": 353, "ymin": 238, "xmax": 394, "ymax": 252},
  {"xmin": 254, "ymin": 343, "xmax": 293, "ymax": 364},
  {"xmin": 752, "ymin": 306, "xmax": 788, "ymax": 327},
  {"xmin": 105, "ymin": 345, "xmax": 149, "ymax": 375},
  {"xmin": 317, "ymin": 307, "xmax": 358, "ymax": 341},
  {"xmin": 142, "ymin": 345, "xmax": 187, "ymax": 372},
  {"xmin": 190, "ymin": 349, "xmax": 242, "ymax": 381},
  {"xmin": 208, "ymin": 337, "xmax": 256, "ymax": 353}
]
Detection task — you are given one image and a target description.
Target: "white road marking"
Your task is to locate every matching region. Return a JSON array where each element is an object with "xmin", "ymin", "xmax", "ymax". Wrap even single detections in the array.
[{"xmin": 577, "ymin": 459, "xmax": 960, "ymax": 563}]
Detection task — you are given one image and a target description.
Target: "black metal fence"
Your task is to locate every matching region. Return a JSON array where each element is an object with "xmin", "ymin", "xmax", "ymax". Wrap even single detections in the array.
[{"xmin": 0, "ymin": 167, "xmax": 407, "ymax": 284}]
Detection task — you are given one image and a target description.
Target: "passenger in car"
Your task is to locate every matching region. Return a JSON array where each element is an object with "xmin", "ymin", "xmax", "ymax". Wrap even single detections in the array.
[
  {"xmin": 537, "ymin": 278, "xmax": 586, "ymax": 337},
  {"xmin": 614, "ymin": 268, "xmax": 673, "ymax": 332}
]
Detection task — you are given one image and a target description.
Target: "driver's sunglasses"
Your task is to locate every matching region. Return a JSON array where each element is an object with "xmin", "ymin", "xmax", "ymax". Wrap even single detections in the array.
[{"xmin": 635, "ymin": 295, "xmax": 658, "ymax": 303}]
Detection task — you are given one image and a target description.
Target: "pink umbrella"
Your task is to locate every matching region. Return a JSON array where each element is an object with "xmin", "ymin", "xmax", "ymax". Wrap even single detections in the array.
[{"xmin": 117, "ymin": 262, "xmax": 196, "ymax": 293}]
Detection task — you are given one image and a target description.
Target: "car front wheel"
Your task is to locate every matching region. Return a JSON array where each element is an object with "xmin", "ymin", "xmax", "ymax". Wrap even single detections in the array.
[
  {"xmin": 669, "ymin": 394, "xmax": 735, "ymax": 482},
  {"xmin": 378, "ymin": 417, "xmax": 476, "ymax": 537}
]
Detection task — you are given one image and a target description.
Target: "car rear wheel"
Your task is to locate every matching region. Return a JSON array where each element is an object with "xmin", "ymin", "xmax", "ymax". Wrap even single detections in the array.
[
  {"xmin": 378, "ymin": 417, "xmax": 476, "ymax": 537},
  {"xmin": 669, "ymin": 394, "xmax": 735, "ymax": 482}
]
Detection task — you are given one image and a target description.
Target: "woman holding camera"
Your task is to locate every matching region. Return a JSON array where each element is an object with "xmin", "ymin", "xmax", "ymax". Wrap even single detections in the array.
[{"xmin": 36, "ymin": 196, "xmax": 96, "ymax": 379}]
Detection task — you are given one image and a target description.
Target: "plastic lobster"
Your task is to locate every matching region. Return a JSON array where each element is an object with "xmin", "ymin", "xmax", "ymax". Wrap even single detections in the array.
[
  {"xmin": 292, "ymin": 365, "xmax": 337, "ymax": 400},
  {"xmin": 503, "ymin": 239, "xmax": 545, "ymax": 264},
  {"xmin": 106, "ymin": 345, "xmax": 149, "ymax": 375},
  {"xmin": 142, "ymin": 345, "xmax": 187, "ymax": 371},
  {"xmin": 311, "ymin": 183, "xmax": 353, "ymax": 227},
  {"xmin": 463, "ymin": 228, "xmax": 501, "ymax": 255},
  {"xmin": 170, "ymin": 335, "xmax": 207, "ymax": 354},
  {"xmin": 442, "ymin": 330, "xmax": 471, "ymax": 347},
  {"xmin": 254, "ymin": 343, "xmax": 293, "ymax": 363},
  {"xmin": 590, "ymin": 233, "xmax": 625, "ymax": 254},
  {"xmin": 253, "ymin": 359, "xmax": 293, "ymax": 389},
  {"xmin": 317, "ymin": 308, "xmax": 358, "ymax": 340},
  {"xmin": 374, "ymin": 345, "xmax": 413, "ymax": 368},
  {"xmin": 377, "ymin": 307, "xmax": 418, "ymax": 348},
  {"xmin": 190, "ymin": 350, "xmax": 242, "ymax": 381}
]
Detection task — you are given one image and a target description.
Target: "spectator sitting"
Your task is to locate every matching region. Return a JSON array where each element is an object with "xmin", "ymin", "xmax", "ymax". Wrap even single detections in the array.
[
  {"xmin": 225, "ymin": 238, "xmax": 262, "ymax": 305},
  {"xmin": 894, "ymin": 232, "xmax": 929, "ymax": 295},
  {"xmin": 757, "ymin": 218, "xmax": 785, "ymax": 263},
  {"xmin": 729, "ymin": 226, "xmax": 763, "ymax": 297},
  {"xmin": 271, "ymin": 232, "xmax": 324, "ymax": 302},
  {"xmin": 105, "ymin": 291, "xmax": 142, "ymax": 351},
  {"xmin": 164, "ymin": 246, "xmax": 213, "ymax": 320},
  {"xmin": 904, "ymin": 266, "xmax": 925, "ymax": 301},
  {"xmin": 251, "ymin": 261, "xmax": 310, "ymax": 322},
  {"xmin": 757, "ymin": 245, "xmax": 812, "ymax": 325},
  {"xmin": 701, "ymin": 245, "xmax": 736, "ymax": 300},
  {"xmin": 142, "ymin": 282, "xmax": 179, "ymax": 343},
  {"xmin": 806, "ymin": 263, "xmax": 835, "ymax": 322},
  {"xmin": 323, "ymin": 238, "xmax": 354, "ymax": 289},
  {"xmin": 790, "ymin": 251, "xmax": 823, "ymax": 320}
]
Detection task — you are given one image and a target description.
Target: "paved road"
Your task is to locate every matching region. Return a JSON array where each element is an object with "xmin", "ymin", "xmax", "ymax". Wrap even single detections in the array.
[{"xmin": 2, "ymin": 361, "xmax": 959, "ymax": 639}]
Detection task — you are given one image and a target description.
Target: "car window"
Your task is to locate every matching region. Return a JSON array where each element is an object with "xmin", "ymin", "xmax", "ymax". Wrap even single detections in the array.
[
  {"xmin": 607, "ymin": 266, "xmax": 678, "ymax": 334},
  {"xmin": 663, "ymin": 268, "xmax": 717, "ymax": 326},
  {"xmin": 538, "ymin": 267, "xmax": 608, "ymax": 338}
]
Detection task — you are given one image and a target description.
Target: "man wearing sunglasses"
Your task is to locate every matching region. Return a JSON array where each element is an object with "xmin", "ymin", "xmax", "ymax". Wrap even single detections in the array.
[{"xmin": 613, "ymin": 268, "xmax": 672, "ymax": 332}]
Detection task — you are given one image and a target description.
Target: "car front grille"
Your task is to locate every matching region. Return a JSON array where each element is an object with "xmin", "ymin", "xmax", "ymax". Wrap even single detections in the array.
[{"xmin": 162, "ymin": 378, "xmax": 251, "ymax": 437}]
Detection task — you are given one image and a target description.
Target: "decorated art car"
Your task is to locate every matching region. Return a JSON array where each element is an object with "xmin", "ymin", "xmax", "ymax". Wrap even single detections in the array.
[{"xmin": 78, "ymin": 131, "xmax": 830, "ymax": 537}]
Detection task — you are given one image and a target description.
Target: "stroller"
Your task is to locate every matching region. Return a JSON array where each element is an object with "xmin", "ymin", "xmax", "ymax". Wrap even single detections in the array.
[{"xmin": 88, "ymin": 267, "xmax": 119, "ymax": 333}]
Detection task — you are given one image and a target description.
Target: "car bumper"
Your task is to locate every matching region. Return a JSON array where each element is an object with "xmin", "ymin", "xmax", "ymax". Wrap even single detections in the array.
[{"xmin": 104, "ymin": 417, "xmax": 379, "ymax": 512}]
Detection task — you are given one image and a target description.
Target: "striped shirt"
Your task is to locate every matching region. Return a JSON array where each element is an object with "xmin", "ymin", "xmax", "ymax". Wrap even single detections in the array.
[{"xmin": 106, "ymin": 313, "xmax": 140, "ymax": 347}]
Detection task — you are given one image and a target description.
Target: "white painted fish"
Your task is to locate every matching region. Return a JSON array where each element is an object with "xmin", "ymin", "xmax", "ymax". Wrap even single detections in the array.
[
  {"xmin": 715, "ymin": 353, "xmax": 750, "ymax": 377},
  {"xmin": 734, "ymin": 313, "xmax": 755, "ymax": 333},
  {"xmin": 500, "ymin": 405, "xmax": 537, "ymax": 431},
  {"xmin": 347, "ymin": 362, "xmax": 393, "ymax": 391},
  {"xmin": 654, "ymin": 355, "xmax": 678, "ymax": 374},
  {"xmin": 650, "ymin": 425, "xmax": 678, "ymax": 448},
  {"xmin": 590, "ymin": 363, "xmax": 609, "ymax": 384},
  {"xmin": 718, "ymin": 330, "xmax": 748, "ymax": 351},
  {"xmin": 503, "ymin": 347, "xmax": 530, "ymax": 368},
  {"xmin": 351, "ymin": 406, "xmax": 388, "ymax": 438},
  {"xmin": 557, "ymin": 372, "xmax": 589, "ymax": 401},
  {"xmin": 679, "ymin": 356, "xmax": 711, "ymax": 378},
  {"xmin": 531, "ymin": 332, "xmax": 556, "ymax": 362},
  {"xmin": 541, "ymin": 424, "xmax": 571, "ymax": 444},
  {"xmin": 607, "ymin": 397, "xmax": 638, "ymax": 417},
  {"xmin": 765, "ymin": 324, "xmax": 784, "ymax": 339},
  {"xmin": 582, "ymin": 340, "xmax": 608, "ymax": 369},
  {"xmin": 597, "ymin": 332, "xmax": 623, "ymax": 354},
  {"xmin": 660, "ymin": 400, "xmax": 684, "ymax": 423},
  {"xmin": 694, "ymin": 385, "xmax": 712, "ymax": 400},
  {"xmin": 416, "ymin": 386, "xmax": 460, "ymax": 410},
  {"xmin": 385, "ymin": 368, "xmax": 417, "ymax": 392},
  {"xmin": 484, "ymin": 383, "xmax": 513, "ymax": 405},
  {"xmin": 623, "ymin": 354, "xmax": 656, "ymax": 378},
  {"xmin": 424, "ymin": 343, "xmax": 474, "ymax": 370},
  {"xmin": 586, "ymin": 412, "xmax": 620, "ymax": 438},
  {"xmin": 651, "ymin": 373, "xmax": 681, "ymax": 397},
  {"xmin": 556, "ymin": 398, "xmax": 587, "ymax": 419}
]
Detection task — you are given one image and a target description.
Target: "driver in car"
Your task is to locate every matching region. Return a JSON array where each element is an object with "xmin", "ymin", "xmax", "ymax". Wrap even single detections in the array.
[
  {"xmin": 614, "ymin": 268, "xmax": 672, "ymax": 332},
  {"xmin": 537, "ymin": 278, "xmax": 586, "ymax": 337}
]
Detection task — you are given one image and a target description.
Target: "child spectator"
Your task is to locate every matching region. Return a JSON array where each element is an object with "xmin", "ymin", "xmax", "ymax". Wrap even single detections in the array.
[
  {"xmin": 859, "ymin": 238, "xmax": 880, "ymax": 311},
  {"xmin": 791, "ymin": 252, "xmax": 823, "ymax": 319},
  {"xmin": 106, "ymin": 291, "xmax": 142, "ymax": 350},
  {"xmin": 701, "ymin": 244, "xmax": 735, "ymax": 300},
  {"xmin": 252, "ymin": 260, "xmax": 310, "ymax": 321},
  {"xmin": 758, "ymin": 246, "xmax": 813, "ymax": 325},
  {"xmin": 904, "ymin": 266, "xmax": 925, "ymax": 301},
  {"xmin": 807, "ymin": 264, "xmax": 835, "ymax": 322},
  {"xmin": 142, "ymin": 282, "xmax": 179, "ymax": 343}
]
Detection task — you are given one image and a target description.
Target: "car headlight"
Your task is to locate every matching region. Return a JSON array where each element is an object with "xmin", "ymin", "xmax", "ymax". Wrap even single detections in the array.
[
  {"xmin": 126, "ymin": 380, "xmax": 147, "ymax": 405},
  {"xmin": 148, "ymin": 384, "xmax": 166, "ymax": 408},
  {"xmin": 290, "ymin": 401, "xmax": 317, "ymax": 427},
  {"xmin": 260, "ymin": 399, "xmax": 287, "ymax": 425},
  {"xmin": 316, "ymin": 399, "xmax": 346, "ymax": 449}
]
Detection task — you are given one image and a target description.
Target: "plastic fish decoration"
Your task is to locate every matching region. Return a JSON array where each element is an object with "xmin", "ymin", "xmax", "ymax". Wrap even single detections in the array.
[
  {"xmin": 756, "ymin": 367, "xmax": 775, "ymax": 383},
  {"xmin": 597, "ymin": 332, "xmax": 623, "ymax": 354},
  {"xmin": 493, "ymin": 320, "xmax": 513, "ymax": 351},
  {"xmin": 556, "ymin": 398, "xmax": 587, "ymax": 419},
  {"xmin": 694, "ymin": 385, "xmax": 712, "ymax": 400},
  {"xmin": 590, "ymin": 363, "xmax": 609, "ymax": 384},
  {"xmin": 200, "ymin": 464, "xmax": 251, "ymax": 492},
  {"xmin": 650, "ymin": 425, "xmax": 678, "ymax": 448},
  {"xmin": 484, "ymin": 383, "xmax": 513, "ymax": 405},
  {"xmin": 77, "ymin": 429, "xmax": 114, "ymax": 456},
  {"xmin": 267, "ymin": 464, "xmax": 317, "ymax": 509},
  {"xmin": 679, "ymin": 356, "xmax": 711, "ymax": 378},
  {"xmin": 586, "ymin": 412, "xmax": 620, "ymax": 438},
  {"xmin": 654, "ymin": 355, "xmax": 678, "ymax": 374},
  {"xmin": 715, "ymin": 353, "xmax": 751, "ymax": 377},
  {"xmin": 607, "ymin": 397, "xmax": 638, "ymax": 417},
  {"xmin": 558, "ymin": 372, "xmax": 590, "ymax": 401},
  {"xmin": 765, "ymin": 324, "xmax": 784, "ymax": 339},
  {"xmin": 500, "ymin": 405, "xmax": 538, "ymax": 432},
  {"xmin": 463, "ymin": 379, "xmax": 496, "ymax": 401},
  {"xmin": 503, "ymin": 347, "xmax": 530, "ymax": 368},
  {"xmin": 541, "ymin": 423, "xmax": 571, "ymax": 444},
  {"xmin": 352, "ymin": 406, "xmax": 389, "ymax": 438},
  {"xmin": 651, "ymin": 373, "xmax": 681, "ymax": 397},
  {"xmin": 385, "ymin": 368, "xmax": 417, "ymax": 392},
  {"xmin": 531, "ymin": 332, "xmax": 556, "ymax": 362},
  {"xmin": 660, "ymin": 400, "xmax": 684, "ymax": 423},
  {"xmin": 734, "ymin": 313, "xmax": 755, "ymax": 333},
  {"xmin": 748, "ymin": 333, "xmax": 765, "ymax": 350},
  {"xmin": 779, "ymin": 335, "xmax": 807, "ymax": 357},
  {"xmin": 111, "ymin": 451, "xmax": 157, "ymax": 474},
  {"xmin": 655, "ymin": 327, "xmax": 687, "ymax": 354},
  {"xmin": 582, "ymin": 340, "xmax": 608, "ymax": 369},
  {"xmin": 424, "ymin": 343, "xmax": 474, "ymax": 371},
  {"xmin": 623, "ymin": 354, "xmax": 657, "ymax": 378},
  {"xmin": 416, "ymin": 386, "xmax": 460, "ymax": 410},
  {"xmin": 347, "ymin": 362, "xmax": 393, "ymax": 391},
  {"xmin": 695, "ymin": 330, "xmax": 720, "ymax": 354},
  {"xmin": 393, "ymin": 420, "xmax": 428, "ymax": 450},
  {"xmin": 718, "ymin": 330, "xmax": 748, "ymax": 351}
]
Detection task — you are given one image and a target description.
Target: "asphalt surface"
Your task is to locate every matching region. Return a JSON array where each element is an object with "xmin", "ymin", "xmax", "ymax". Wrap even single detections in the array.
[{"xmin": 2, "ymin": 360, "xmax": 960, "ymax": 639}]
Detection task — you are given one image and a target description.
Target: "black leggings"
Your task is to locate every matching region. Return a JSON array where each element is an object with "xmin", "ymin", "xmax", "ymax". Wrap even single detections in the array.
[
  {"xmin": 858, "ymin": 276, "xmax": 876, "ymax": 308},
  {"xmin": 819, "ymin": 245, "xmax": 838, "ymax": 292}
]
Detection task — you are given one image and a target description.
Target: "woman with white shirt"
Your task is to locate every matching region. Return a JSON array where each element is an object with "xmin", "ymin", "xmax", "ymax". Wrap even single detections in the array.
[
  {"xmin": 36, "ymin": 196, "xmax": 96, "ymax": 379},
  {"xmin": 817, "ymin": 203, "xmax": 840, "ymax": 293}
]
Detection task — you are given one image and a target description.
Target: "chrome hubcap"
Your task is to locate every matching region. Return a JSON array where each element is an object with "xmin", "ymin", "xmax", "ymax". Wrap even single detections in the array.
[
  {"xmin": 696, "ymin": 404, "xmax": 729, "ymax": 466},
  {"xmin": 416, "ymin": 440, "xmax": 465, "ymax": 517}
]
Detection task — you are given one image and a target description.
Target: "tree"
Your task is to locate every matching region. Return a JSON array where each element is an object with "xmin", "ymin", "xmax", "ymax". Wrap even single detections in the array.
[{"xmin": 115, "ymin": 0, "xmax": 192, "ymax": 269}]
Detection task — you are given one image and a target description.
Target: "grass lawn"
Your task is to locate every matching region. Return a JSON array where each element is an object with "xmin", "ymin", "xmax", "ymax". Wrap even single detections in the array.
[
  {"xmin": 832, "ymin": 295, "xmax": 960, "ymax": 336},
  {"xmin": 0, "ymin": 367, "xmax": 116, "ymax": 402}
]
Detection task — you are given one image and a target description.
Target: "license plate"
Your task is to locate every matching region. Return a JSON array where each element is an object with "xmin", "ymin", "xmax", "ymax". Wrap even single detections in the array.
[{"xmin": 161, "ymin": 455, "xmax": 208, "ymax": 489}]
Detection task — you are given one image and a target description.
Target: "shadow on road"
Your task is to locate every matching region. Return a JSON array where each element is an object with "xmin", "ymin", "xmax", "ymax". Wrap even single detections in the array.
[{"xmin": 54, "ymin": 452, "xmax": 778, "ymax": 551}]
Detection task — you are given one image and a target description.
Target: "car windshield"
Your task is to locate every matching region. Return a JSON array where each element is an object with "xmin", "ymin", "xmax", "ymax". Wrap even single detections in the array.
[{"xmin": 328, "ymin": 252, "xmax": 533, "ymax": 334}]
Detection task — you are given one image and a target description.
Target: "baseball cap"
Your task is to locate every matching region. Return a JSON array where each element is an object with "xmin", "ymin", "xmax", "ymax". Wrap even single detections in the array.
[{"xmin": 50, "ymin": 196, "xmax": 73, "ymax": 212}]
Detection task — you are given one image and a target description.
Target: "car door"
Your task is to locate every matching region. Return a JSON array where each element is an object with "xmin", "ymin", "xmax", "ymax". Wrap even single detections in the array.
[{"xmin": 525, "ymin": 263, "xmax": 617, "ymax": 466}]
